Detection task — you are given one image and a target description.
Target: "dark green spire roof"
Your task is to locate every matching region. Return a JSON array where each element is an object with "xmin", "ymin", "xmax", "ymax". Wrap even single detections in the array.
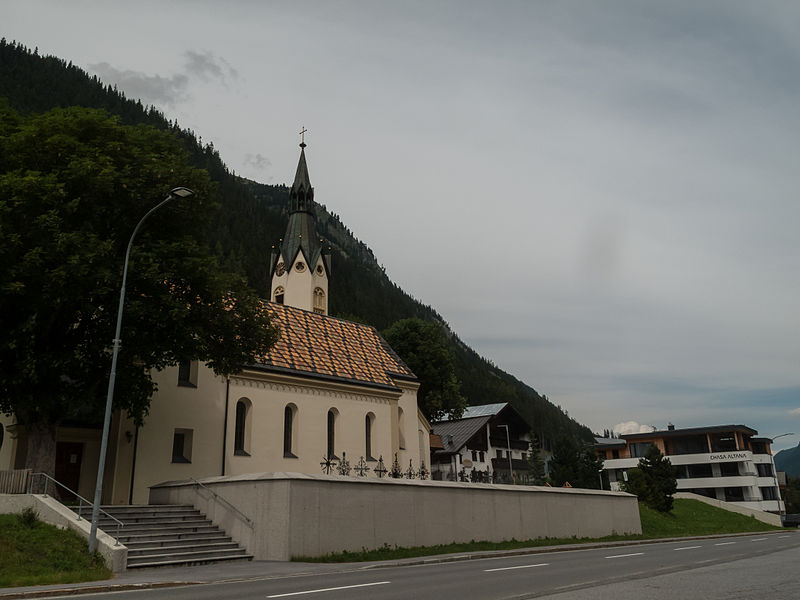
[{"xmin": 271, "ymin": 144, "xmax": 328, "ymax": 277}]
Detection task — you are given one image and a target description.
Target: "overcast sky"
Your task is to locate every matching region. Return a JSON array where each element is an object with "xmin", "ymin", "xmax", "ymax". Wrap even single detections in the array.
[{"xmin": 5, "ymin": 1, "xmax": 799, "ymax": 450}]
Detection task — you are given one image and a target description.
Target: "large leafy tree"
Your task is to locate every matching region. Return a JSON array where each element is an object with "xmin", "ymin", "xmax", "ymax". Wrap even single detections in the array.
[
  {"xmin": 0, "ymin": 104, "xmax": 279, "ymax": 475},
  {"xmin": 381, "ymin": 318, "xmax": 466, "ymax": 422}
]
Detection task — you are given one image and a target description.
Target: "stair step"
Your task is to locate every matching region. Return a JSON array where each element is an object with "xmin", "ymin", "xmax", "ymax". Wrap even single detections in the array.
[
  {"xmin": 127, "ymin": 553, "xmax": 253, "ymax": 569},
  {"xmin": 126, "ymin": 547, "xmax": 250, "ymax": 567},
  {"xmin": 127, "ymin": 542, "xmax": 241, "ymax": 557},
  {"xmin": 71, "ymin": 504, "xmax": 250, "ymax": 569},
  {"xmin": 123, "ymin": 535, "xmax": 232, "ymax": 549}
]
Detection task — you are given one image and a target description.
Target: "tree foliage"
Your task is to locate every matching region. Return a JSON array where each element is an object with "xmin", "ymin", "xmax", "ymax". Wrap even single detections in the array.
[
  {"xmin": 622, "ymin": 444, "xmax": 678, "ymax": 512},
  {"xmin": 381, "ymin": 318, "xmax": 466, "ymax": 423},
  {"xmin": 549, "ymin": 436, "xmax": 604, "ymax": 489},
  {"xmin": 0, "ymin": 103, "xmax": 279, "ymax": 472},
  {"xmin": 526, "ymin": 435, "xmax": 547, "ymax": 485}
]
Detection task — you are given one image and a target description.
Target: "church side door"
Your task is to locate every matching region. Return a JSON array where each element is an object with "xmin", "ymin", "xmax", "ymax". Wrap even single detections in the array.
[{"xmin": 54, "ymin": 441, "xmax": 83, "ymax": 500}]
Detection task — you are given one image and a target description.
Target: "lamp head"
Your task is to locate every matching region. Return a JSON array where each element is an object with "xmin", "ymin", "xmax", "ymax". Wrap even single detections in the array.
[{"xmin": 170, "ymin": 187, "xmax": 195, "ymax": 198}]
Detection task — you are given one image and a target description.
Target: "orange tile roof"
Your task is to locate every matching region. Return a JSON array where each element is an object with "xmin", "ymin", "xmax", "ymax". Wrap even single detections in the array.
[{"xmin": 252, "ymin": 303, "xmax": 415, "ymax": 389}]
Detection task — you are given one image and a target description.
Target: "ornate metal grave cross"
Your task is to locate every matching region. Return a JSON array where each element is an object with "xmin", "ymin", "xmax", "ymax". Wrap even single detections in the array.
[
  {"xmin": 336, "ymin": 451, "xmax": 351, "ymax": 476},
  {"xmin": 320, "ymin": 455, "xmax": 335, "ymax": 475},
  {"xmin": 374, "ymin": 455, "xmax": 388, "ymax": 478},
  {"xmin": 354, "ymin": 456, "xmax": 371, "ymax": 477}
]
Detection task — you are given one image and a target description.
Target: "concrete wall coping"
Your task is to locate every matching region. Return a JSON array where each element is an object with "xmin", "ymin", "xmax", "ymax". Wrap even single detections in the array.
[
  {"xmin": 0, "ymin": 493, "xmax": 127, "ymax": 573},
  {"xmin": 674, "ymin": 491, "xmax": 782, "ymax": 527},
  {"xmin": 150, "ymin": 470, "xmax": 633, "ymax": 498}
]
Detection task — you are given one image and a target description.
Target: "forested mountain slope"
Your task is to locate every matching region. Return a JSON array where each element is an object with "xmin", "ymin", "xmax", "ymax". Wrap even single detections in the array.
[{"xmin": 0, "ymin": 39, "xmax": 593, "ymax": 443}]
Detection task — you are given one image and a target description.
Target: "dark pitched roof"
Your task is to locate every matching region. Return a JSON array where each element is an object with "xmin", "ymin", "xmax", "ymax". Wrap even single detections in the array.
[
  {"xmin": 250, "ymin": 303, "xmax": 415, "ymax": 390},
  {"xmin": 430, "ymin": 416, "xmax": 491, "ymax": 457}
]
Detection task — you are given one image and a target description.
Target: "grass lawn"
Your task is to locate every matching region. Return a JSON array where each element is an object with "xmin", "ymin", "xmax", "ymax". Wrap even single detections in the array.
[
  {"xmin": 0, "ymin": 510, "xmax": 111, "ymax": 588},
  {"xmin": 294, "ymin": 498, "xmax": 783, "ymax": 562}
]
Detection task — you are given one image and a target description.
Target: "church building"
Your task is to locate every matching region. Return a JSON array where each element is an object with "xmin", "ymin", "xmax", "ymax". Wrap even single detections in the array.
[{"xmin": 0, "ymin": 140, "xmax": 431, "ymax": 504}]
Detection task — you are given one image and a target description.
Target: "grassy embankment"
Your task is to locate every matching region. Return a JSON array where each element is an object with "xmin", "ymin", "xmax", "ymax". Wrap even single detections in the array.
[
  {"xmin": 293, "ymin": 498, "xmax": 785, "ymax": 562},
  {"xmin": 0, "ymin": 509, "xmax": 111, "ymax": 588}
]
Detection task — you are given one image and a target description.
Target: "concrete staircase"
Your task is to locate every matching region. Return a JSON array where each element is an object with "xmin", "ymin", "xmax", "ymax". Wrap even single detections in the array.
[{"xmin": 73, "ymin": 504, "xmax": 252, "ymax": 569}]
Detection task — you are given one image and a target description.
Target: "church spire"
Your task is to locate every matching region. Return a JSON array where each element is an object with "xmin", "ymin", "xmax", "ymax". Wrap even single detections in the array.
[{"xmin": 269, "ymin": 131, "xmax": 330, "ymax": 314}]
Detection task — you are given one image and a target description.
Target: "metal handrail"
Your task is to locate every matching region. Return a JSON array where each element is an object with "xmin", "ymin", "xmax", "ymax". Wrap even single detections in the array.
[
  {"xmin": 190, "ymin": 477, "xmax": 253, "ymax": 528},
  {"xmin": 28, "ymin": 472, "xmax": 124, "ymax": 546}
]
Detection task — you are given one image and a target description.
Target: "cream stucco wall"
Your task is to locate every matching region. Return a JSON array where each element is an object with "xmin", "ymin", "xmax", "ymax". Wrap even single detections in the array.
[
  {"xmin": 271, "ymin": 252, "xmax": 328, "ymax": 314},
  {"xmin": 122, "ymin": 364, "xmax": 424, "ymax": 503},
  {"xmin": 0, "ymin": 414, "xmax": 17, "ymax": 471}
]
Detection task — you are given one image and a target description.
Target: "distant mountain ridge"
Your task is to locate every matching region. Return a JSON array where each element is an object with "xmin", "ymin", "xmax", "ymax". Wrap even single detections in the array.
[
  {"xmin": 775, "ymin": 443, "xmax": 800, "ymax": 477},
  {"xmin": 0, "ymin": 38, "xmax": 593, "ymax": 444}
]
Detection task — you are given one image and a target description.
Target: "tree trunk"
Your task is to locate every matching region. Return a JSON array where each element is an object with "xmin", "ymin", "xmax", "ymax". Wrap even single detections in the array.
[{"xmin": 25, "ymin": 421, "xmax": 58, "ymax": 493}]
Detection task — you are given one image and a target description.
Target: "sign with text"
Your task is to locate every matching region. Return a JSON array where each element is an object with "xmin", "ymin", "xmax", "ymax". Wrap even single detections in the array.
[{"xmin": 709, "ymin": 452, "xmax": 749, "ymax": 461}]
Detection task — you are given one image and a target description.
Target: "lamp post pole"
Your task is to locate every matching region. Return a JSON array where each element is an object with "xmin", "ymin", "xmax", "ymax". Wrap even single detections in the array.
[
  {"xmin": 89, "ymin": 187, "xmax": 194, "ymax": 553},
  {"xmin": 499, "ymin": 424, "xmax": 513, "ymax": 484},
  {"xmin": 770, "ymin": 432, "xmax": 794, "ymax": 519}
]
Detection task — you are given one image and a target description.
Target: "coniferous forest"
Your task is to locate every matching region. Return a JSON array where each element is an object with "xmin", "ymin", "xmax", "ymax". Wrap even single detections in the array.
[{"xmin": 0, "ymin": 39, "xmax": 593, "ymax": 445}]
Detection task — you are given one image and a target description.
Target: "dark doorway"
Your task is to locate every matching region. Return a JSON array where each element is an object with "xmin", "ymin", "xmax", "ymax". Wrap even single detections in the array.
[{"xmin": 55, "ymin": 442, "xmax": 83, "ymax": 501}]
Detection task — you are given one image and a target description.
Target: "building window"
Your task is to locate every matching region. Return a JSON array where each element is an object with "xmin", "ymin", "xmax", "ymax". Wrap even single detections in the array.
[
  {"xmin": 398, "ymin": 407, "xmax": 405, "ymax": 450},
  {"xmin": 313, "ymin": 287, "xmax": 325, "ymax": 314},
  {"xmin": 751, "ymin": 441, "xmax": 768, "ymax": 455},
  {"xmin": 719, "ymin": 462, "xmax": 740, "ymax": 477},
  {"xmin": 327, "ymin": 409, "xmax": 338, "ymax": 459},
  {"xmin": 612, "ymin": 449, "xmax": 620, "ymax": 459},
  {"xmin": 761, "ymin": 486, "xmax": 778, "ymax": 501},
  {"xmin": 496, "ymin": 449, "xmax": 503, "ymax": 459},
  {"xmin": 171, "ymin": 429, "xmax": 192, "ymax": 463},
  {"xmin": 756, "ymin": 463, "xmax": 774, "ymax": 477},
  {"xmin": 365, "ymin": 412, "xmax": 375, "ymax": 460},
  {"xmin": 711, "ymin": 433, "xmax": 737, "ymax": 453},
  {"xmin": 687, "ymin": 463, "xmax": 713, "ymax": 478},
  {"xmin": 472, "ymin": 450, "xmax": 477, "ymax": 462},
  {"xmin": 177, "ymin": 360, "xmax": 197, "ymax": 387},
  {"xmin": 479, "ymin": 451, "xmax": 485, "ymax": 462},
  {"xmin": 274, "ymin": 286, "xmax": 285, "ymax": 305},
  {"xmin": 284, "ymin": 404, "xmax": 297, "ymax": 458},
  {"xmin": 630, "ymin": 442, "xmax": 653, "ymax": 458},
  {"xmin": 234, "ymin": 399, "xmax": 251, "ymax": 456}
]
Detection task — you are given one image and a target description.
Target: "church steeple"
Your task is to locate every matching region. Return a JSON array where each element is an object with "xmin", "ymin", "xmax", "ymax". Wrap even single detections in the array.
[{"xmin": 269, "ymin": 131, "xmax": 330, "ymax": 314}]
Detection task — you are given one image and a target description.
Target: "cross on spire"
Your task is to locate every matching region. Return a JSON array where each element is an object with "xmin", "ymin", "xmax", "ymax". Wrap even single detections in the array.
[{"xmin": 299, "ymin": 126, "xmax": 308, "ymax": 148}]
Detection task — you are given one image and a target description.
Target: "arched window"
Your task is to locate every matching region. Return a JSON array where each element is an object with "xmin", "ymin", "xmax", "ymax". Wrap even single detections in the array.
[
  {"xmin": 327, "ymin": 409, "xmax": 338, "ymax": 459},
  {"xmin": 274, "ymin": 286, "xmax": 285, "ymax": 305},
  {"xmin": 365, "ymin": 412, "xmax": 376, "ymax": 460},
  {"xmin": 234, "ymin": 399, "xmax": 251, "ymax": 456},
  {"xmin": 284, "ymin": 404, "xmax": 297, "ymax": 458},
  {"xmin": 313, "ymin": 287, "xmax": 325, "ymax": 314},
  {"xmin": 398, "ymin": 407, "xmax": 405, "ymax": 450}
]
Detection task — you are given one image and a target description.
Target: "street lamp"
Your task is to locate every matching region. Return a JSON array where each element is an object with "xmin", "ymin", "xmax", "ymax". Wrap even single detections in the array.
[
  {"xmin": 769, "ymin": 433, "xmax": 794, "ymax": 519},
  {"xmin": 498, "ymin": 424, "xmax": 513, "ymax": 484},
  {"xmin": 89, "ymin": 187, "xmax": 194, "ymax": 553}
]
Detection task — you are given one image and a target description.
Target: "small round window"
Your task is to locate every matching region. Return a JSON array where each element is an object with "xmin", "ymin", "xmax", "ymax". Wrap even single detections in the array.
[
  {"xmin": 316, "ymin": 264, "xmax": 324, "ymax": 275},
  {"xmin": 295, "ymin": 262, "xmax": 306, "ymax": 272}
]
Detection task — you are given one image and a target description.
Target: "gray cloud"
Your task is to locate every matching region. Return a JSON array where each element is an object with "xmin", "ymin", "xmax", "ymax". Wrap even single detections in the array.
[
  {"xmin": 184, "ymin": 50, "xmax": 239, "ymax": 85},
  {"xmin": 89, "ymin": 62, "xmax": 188, "ymax": 106},
  {"xmin": 244, "ymin": 153, "xmax": 271, "ymax": 171}
]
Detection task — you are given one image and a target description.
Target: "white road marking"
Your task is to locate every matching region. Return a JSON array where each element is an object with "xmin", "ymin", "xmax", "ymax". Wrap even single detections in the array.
[
  {"xmin": 674, "ymin": 545, "xmax": 702, "ymax": 551},
  {"xmin": 751, "ymin": 538, "xmax": 767, "ymax": 542},
  {"xmin": 604, "ymin": 552, "xmax": 644, "ymax": 559},
  {"xmin": 485, "ymin": 563, "xmax": 549, "ymax": 572},
  {"xmin": 778, "ymin": 535, "xmax": 792, "ymax": 538},
  {"xmin": 267, "ymin": 581, "xmax": 391, "ymax": 598},
  {"xmin": 714, "ymin": 542, "xmax": 736, "ymax": 546}
]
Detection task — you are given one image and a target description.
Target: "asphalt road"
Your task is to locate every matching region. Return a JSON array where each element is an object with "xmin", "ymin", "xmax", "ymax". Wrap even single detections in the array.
[{"xmin": 55, "ymin": 532, "xmax": 800, "ymax": 600}]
